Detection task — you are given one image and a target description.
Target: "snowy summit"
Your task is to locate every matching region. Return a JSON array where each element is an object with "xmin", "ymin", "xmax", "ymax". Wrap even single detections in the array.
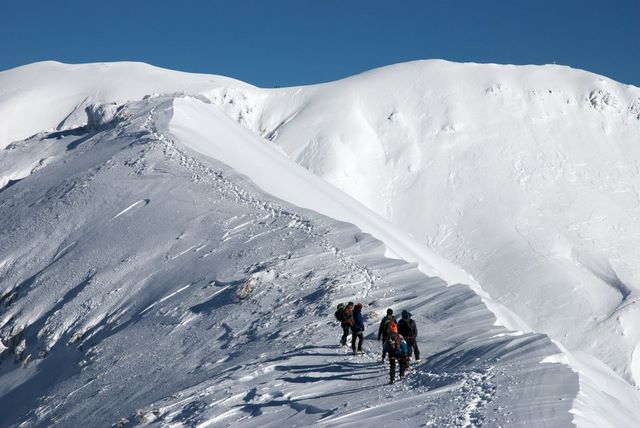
[{"xmin": 1, "ymin": 60, "xmax": 640, "ymax": 427}]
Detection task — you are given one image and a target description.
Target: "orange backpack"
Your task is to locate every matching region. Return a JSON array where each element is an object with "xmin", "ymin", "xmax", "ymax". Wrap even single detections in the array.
[
  {"xmin": 388, "ymin": 319, "xmax": 398, "ymax": 335},
  {"xmin": 343, "ymin": 305, "xmax": 354, "ymax": 326}
]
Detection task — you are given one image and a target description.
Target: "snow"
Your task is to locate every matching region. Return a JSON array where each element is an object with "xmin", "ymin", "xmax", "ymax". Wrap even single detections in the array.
[
  {"xmin": 543, "ymin": 347, "xmax": 640, "ymax": 428},
  {"xmin": 1, "ymin": 60, "xmax": 640, "ymax": 426},
  {"xmin": 169, "ymin": 96, "xmax": 531, "ymax": 334},
  {"xmin": 200, "ymin": 60, "xmax": 640, "ymax": 388},
  {"xmin": 0, "ymin": 61, "xmax": 249, "ymax": 150},
  {"xmin": 0, "ymin": 94, "xmax": 578, "ymax": 426}
]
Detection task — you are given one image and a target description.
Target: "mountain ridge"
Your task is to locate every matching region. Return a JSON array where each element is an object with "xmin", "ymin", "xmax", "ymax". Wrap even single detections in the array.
[
  {"xmin": 2, "ymin": 60, "xmax": 640, "ymax": 425},
  {"xmin": 0, "ymin": 93, "xmax": 587, "ymax": 427},
  {"xmin": 201, "ymin": 59, "xmax": 640, "ymax": 389}
]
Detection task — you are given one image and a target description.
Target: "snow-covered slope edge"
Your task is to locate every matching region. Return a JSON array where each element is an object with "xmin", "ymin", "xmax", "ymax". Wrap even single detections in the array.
[
  {"xmin": 167, "ymin": 95, "xmax": 640, "ymax": 427},
  {"xmin": 203, "ymin": 60, "xmax": 640, "ymax": 389},
  {"xmin": 0, "ymin": 95, "xmax": 582, "ymax": 427},
  {"xmin": 168, "ymin": 96, "xmax": 530, "ymax": 333}
]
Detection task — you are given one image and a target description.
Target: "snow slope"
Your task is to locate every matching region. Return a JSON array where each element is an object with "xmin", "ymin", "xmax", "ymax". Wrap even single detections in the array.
[
  {"xmin": 199, "ymin": 60, "xmax": 640, "ymax": 389},
  {"xmin": 167, "ymin": 94, "xmax": 640, "ymax": 427},
  {"xmin": 1, "ymin": 61, "xmax": 640, "ymax": 426},
  {"xmin": 0, "ymin": 94, "xmax": 579, "ymax": 427}
]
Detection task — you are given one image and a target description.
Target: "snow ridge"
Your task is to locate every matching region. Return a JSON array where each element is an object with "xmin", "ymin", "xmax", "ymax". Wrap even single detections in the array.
[
  {"xmin": 0, "ymin": 95, "xmax": 579, "ymax": 427},
  {"xmin": 201, "ymin": 60, "xmax": 640, "ymax": 392},
  {"xmin": 2, "ymin": 60, "xmax": 640, "ymax": 426}
]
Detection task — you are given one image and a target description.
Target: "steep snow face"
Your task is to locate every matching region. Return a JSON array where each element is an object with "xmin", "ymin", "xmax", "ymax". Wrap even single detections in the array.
[
  {"xmin": 0, "ymin": 96, "xmax": 584, "ymax": 427},
  {"xmin": 203, "ymin": 60, "xmax": 640, "ymax": 387}
]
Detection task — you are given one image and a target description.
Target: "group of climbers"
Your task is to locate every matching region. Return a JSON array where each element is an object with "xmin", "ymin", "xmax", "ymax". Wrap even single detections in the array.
[
  {"xmin": 335, "ymin": 302, "xmax": 365, "ymax": 354},
  {"xmin": 378, "ymin": 308, "xmax": 420, "ymax": 383},
  {"xmin": 335, "ymin": 304, "xmax": 420, "ymax": 384}
]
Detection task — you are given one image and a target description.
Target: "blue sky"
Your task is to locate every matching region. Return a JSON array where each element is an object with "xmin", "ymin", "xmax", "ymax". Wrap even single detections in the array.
[{"xmin": 1, "ymin": 0, "xmax": 638, "ymax": 87}]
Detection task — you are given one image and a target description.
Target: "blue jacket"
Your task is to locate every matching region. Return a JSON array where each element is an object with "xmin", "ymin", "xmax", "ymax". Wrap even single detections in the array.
[{"xmin": 352, "ymin": 308, "xmax": 365, "ymax": 333}]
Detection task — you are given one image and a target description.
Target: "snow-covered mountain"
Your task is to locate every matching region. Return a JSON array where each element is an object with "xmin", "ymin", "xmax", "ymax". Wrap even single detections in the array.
[
  {"xmin": 1, "ymin": 60, "xmax": 640, "ymax": 427},
  {"xmin": 205, "ymin": 60, "xmax": 640, "ymax": 388}
]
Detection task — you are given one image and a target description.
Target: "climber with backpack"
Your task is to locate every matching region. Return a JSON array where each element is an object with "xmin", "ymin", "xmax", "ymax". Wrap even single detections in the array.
[
  {"xmin": 383, "ymin": 320, "xmax": 409, "ymax": 384},
  {"xmin": 398, "ymin": 310, "xmax": 420, "ymax": 361},
  {"xmin": 335, "ymin": 302, "xmax": 354, "ymax": 346},
  {"xmin": 351, "ymin": 303, "xmax": 365, "ymax": 354},
  {"xmin": 378, "ymin": 308, "xmax": 396, "ymax": 362}
]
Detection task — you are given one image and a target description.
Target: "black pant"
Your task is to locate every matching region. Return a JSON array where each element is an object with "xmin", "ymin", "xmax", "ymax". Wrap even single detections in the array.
[
  {"xmin": 380, "ymin": 335, "xmax": 387, "ymax": 360},
  {"xmin": 406, "ymin": 337, "xmax": 420, "ymax": 360},
  {"xmin": 351, "ymin": 330, "xmax": 363, "ymax": 352},
  {"xmin": 340, "ymin": 324, "xmax": 350, "ymax": 345},
  {"xmin": 389, "ymin": 355, "xmax": 408, "ymax": 383}
]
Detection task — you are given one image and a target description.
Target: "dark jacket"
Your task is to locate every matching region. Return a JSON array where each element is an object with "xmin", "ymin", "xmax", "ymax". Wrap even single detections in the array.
[
  {"xmin": 352, "ymin": 308, "xmax": 365, "ymax": 333},
  {"xmin": 398, "ymin": 317, "xmax": 417, "ymax": 340},
  {"xmin": 378, "ymin": 315, "xmax": 396, "ymax": 340}
]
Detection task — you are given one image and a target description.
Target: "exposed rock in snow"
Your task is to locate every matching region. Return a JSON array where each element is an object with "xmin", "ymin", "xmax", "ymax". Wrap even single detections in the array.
[
  {"xmin": 85, "ymin": 102, "xmax": 121, "ymax": 130},
  {"xmin": 588, "ymin": 89, "xmax": 621, "ymax": 111},
  {"xmin": 629, "ymin": 98, "xmax": 640, "ymax": 120}
]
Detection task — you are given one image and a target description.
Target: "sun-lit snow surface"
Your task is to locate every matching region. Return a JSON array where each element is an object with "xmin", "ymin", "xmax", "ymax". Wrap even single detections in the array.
[
  {"xmin": 1, "ymin": 61, "xmax": 640, "ymax": 426},
  {"xmin": 0, "ymin": 61, "xmax": 250, "ymax": 153},
  {"xmin": 0, "ymin": 96, "xmax": 578, "ymax": 427},
  {"xmin": 200, "ymin": 62, "xmax": 640, "ymax": 389}
]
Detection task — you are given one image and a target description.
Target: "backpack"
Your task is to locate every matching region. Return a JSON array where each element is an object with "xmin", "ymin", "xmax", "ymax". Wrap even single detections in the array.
[
  {"xmin": 343, "ymin": 305, "xmax": 354, "ymax": 326},
  {"xmin": 386, "ymin": 332, "xmax": 402, "ymax": 355},
  {"xmin": 387, "ymin": 319, "xmax": 398, "ymax": 335},
  {"xmin": 335, "ymin": 303, "xmax": 345, "ymax": 322},
  {"xmin": 399, "ymin": 318, "xmax": 416, "ymax": 339},
  {"xmin": 407, "ymin": 319, "xmax": 416, "ymax": 338},
  {"xmin": 380, "ymin": 315, "xmax": 394, "ymax": 338}
]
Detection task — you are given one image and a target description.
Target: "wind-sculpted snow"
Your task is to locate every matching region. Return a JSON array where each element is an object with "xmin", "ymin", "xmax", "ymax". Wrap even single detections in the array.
[{"xmin": 0, "ymin": 96, "xmax": 581, "ymax": 427}]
